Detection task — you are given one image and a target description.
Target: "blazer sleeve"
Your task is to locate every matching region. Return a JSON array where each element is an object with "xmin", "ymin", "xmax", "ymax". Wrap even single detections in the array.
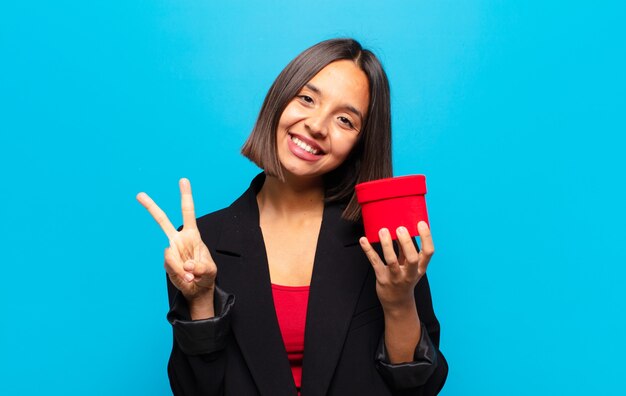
[
  {"xmin": 165, "ymin": 275, "xmax": 235, "ymax": 396},
  {"xmin": 374, "ymin": 274, "xmax": 449, "ymax": 395}
]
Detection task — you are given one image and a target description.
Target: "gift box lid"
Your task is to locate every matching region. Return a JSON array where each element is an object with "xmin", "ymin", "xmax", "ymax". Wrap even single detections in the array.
[{"xmin": 355, "ymin": 175, "xmax": 427, "ymax": 204}]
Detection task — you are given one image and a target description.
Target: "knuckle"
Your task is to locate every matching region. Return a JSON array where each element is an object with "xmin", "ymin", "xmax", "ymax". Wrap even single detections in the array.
[
  {"xmin": 377, "ymin": 277, "xmax": 390, "ymax": 287},
  {"xmin": 196, "ymin": 260, "xmax": 215, "ymax": 275},
  {"xmin": 407, "ymin": 253, "xmax": 419, "ymax": 264},
  {"xmin": 195, "ymin": 263, "xmax": 207, "ymax": 275},
  {"xmin": 390, "ymin": 277, "xmax": 404, "ymax": 287},
  {"xmin": 367, "ymin": 251, "xmax": 379, "ymax": 260}
]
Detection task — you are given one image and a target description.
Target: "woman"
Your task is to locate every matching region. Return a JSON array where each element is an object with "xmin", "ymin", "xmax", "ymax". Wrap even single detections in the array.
[{"xmin": 137, "ymin": 38, "xmax": 448, "ymax": 395}]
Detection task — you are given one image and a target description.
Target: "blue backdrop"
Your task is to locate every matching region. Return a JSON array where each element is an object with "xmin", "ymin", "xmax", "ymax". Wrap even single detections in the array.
[{"xmin": 2, "ymin": 1, "xmax": 625, "ymax": 395}]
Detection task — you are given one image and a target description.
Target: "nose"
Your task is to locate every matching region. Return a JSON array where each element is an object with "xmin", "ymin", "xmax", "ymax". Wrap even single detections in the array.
[{"xmin": 304, "ymin": 110, "xmax": 328, "ymax": 138}]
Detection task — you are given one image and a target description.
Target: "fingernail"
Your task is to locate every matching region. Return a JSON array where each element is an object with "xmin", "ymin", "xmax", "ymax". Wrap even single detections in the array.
[
  {"xmin": 397, "ymin": 226, "xmax": 407, "ymax": 235},
  {"xmin": 184, "ymin": 273, "xmax": 194, "ymax": 282},
  {"xmin": 379, "ymin": 228, "xmax": 389, "ymax": 237}
]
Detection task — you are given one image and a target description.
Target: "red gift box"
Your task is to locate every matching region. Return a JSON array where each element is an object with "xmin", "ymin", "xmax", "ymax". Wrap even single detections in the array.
[{"xmin": 355, "ymin": 175, "xmax": 429, "ymax": 242}]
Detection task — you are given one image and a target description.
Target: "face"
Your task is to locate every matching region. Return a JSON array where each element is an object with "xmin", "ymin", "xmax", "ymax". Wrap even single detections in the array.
[{"xmin": 276, "ymin": 60, "xmax": 370, "ymax": 181}]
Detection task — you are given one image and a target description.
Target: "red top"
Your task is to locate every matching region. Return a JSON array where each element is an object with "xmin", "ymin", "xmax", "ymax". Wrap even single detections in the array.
[{"xmin": 271, "ymin": 283, "xmax": 310, "ymax": 393}]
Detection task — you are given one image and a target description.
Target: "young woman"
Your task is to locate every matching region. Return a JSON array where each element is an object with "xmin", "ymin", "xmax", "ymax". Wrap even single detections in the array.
[{"xmin": 137, "ymin": 38, "xmax": 448, "ymax": 395}]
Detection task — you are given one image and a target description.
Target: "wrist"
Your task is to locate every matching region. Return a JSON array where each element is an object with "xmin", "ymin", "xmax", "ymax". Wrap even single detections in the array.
[
  {"xmin": 188, "ymin": 290, "xmax": 215, "ymax": 320},
  {"xmin": 381, "ymin": 297, "xmax": 417, "ymax": 318}
]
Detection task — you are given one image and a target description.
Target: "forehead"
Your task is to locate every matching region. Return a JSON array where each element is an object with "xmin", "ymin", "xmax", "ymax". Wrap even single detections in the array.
[{"xmin": 306, "ymin": 60, "xmax": 370, "ymax": 116}]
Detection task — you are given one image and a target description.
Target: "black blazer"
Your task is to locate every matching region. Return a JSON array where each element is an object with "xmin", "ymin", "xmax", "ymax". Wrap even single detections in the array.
[{"xmin": 166, "ymin": 174, "xmax": 448, "ymax": 395}]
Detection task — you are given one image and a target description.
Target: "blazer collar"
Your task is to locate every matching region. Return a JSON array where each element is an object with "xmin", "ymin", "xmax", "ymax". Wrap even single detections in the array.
[
  {"xmin": 215, "ymin": 173, "xmax": 370, "ymax": 396},
  {"xmin": 215, "ymin": 173, "xmax": 359, "ymax": 255}
]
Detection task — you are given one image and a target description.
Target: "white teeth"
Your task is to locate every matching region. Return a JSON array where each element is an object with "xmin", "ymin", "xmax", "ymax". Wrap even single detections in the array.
[{"xmin": 291, "ymin": 135, "xmax": 320, "ymax": 154}]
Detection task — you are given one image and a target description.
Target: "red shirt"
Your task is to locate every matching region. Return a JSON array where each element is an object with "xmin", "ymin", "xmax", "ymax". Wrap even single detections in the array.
[{"xmin": 271, "ymin": 283, "xmax": 310, "ymax": 393}]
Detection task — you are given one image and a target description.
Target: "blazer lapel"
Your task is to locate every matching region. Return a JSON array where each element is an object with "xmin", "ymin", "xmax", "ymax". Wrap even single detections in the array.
[
  {"xmin": 300, "ymin": 203, "xmax": 371, "ymax": 396},
  {"xmin": 214, "ymin": 174, "xmax": 297, "ymax": 396},
  {"xmin": 213, "ymin": 173, "xmax": 370, "ymax": 396}
]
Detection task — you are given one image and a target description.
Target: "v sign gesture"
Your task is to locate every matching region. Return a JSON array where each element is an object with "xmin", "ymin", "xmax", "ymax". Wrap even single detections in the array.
[{"xmin": 137, "ymin": 178, "xmax": 217, "ymax": 319}]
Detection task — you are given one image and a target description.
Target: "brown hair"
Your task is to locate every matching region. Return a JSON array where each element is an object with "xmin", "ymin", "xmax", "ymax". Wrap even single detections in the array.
[{"xmin": 241, "ymin": 38, "xmax": 392, "ymax": 221}]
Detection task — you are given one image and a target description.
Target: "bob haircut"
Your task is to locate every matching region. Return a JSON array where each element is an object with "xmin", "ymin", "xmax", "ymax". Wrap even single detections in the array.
[{"xmin": 241, "ymin": 38, "xmax": 392, "ymax": 222}]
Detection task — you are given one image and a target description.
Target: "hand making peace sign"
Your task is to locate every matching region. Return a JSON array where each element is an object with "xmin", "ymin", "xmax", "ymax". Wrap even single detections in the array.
[{"xmin": 136, "ymin": 179, "xmax": 217, "ymax": 308}]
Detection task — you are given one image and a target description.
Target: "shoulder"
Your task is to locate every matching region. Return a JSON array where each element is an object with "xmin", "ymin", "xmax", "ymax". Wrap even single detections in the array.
[
  {"xmin": 193, "ymin": 173, "xmax": 262, "ymax": 245},
  {"xmin": 194, "ymin": 206, "xmax": 231, "ymax": 246},
  {"xmin": 197, "ymin": 206, "xmax": 231, "ymax": 227}
]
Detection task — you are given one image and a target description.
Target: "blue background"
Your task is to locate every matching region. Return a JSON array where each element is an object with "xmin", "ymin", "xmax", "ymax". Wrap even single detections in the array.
[{"xmin": 2, "ymin": 1, "xmax": 625, "ymax": 395}]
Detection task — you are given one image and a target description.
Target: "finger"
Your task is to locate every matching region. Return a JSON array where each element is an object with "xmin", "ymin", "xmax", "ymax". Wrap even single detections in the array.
[
  {"xmin": 194, "ymin": 246, "xmax": 218, "ymax": 287},
  {"xmin": 168, "ymin": 241, "xmax": 192, "ymax": 269},
  {"xmin": 193, "ymin": 262, "xmax": 217, "ymax": 289},
  {"xmin": 379, "ymin": 228, "xmax": 401, "ymax": 274},
  {"xmin": 182, "ymin": 259, "xmax": 203, "ymax": 282},
  {"xmin": 169, "ymin": 234, "xmax": 194, "ymax": 261},
  {"xmin": 359, "ymin": 237, "xmax": 385, "ymax": 277},
  {"xmin": 170, "ymin": 244, "xmax": 212, "ymax": 285},
  {"xmin": 396, "ymin": 226, "xmax": 420, "ymax": 277},
  {"xmin": 137, "ymin": 192, "xmax": 177, "ymax": 238},
  {"xmin": 183, "ymin": 259, "xmax": 195, "ymax": 272},
  {"xmin": 191, "ymin": 257, "xmax": 216, "ymax": 280},
  {"xmin": 179, "ymin": 178, "xmax": 198, "ymax": 230},
  {"xmin": 164, "ymin": 247, "xmax": 192, "ymax": 283},
  {"xmin": 417, "ymin": 221, "xmax": 435, "ymax": 274}
]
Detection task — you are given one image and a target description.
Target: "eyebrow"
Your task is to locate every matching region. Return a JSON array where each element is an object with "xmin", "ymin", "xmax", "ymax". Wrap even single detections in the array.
[{"xmin": 304, "ymin": 83, "xmax": 365, "ymax": 122}]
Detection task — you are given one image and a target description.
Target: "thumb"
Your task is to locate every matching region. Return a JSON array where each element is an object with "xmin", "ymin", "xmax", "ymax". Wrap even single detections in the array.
[{"xmin": 191, "ymin": 259, "xmax": 216, "ymax": 287}]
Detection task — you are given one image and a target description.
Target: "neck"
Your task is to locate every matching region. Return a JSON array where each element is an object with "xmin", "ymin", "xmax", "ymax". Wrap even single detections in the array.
[{"xmin": 257, "ymin": 173, "xmax": 325, "ymax": 218}]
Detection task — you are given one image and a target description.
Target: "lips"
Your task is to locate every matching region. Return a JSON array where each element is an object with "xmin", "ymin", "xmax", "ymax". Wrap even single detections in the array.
[
  {"xmin": 287, "ymin": 133, "xmax": 326, "ymax": 161},
  {"xmin": 289, "ymin": 133, "xmax": 325, "ymax": 154}
]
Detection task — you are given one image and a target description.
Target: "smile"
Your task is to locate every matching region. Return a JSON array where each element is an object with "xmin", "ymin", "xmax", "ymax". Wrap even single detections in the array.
[
  {"xmin": 290, "ymin": 134, "xmax": 323, "ymax": 155},
  {"xmin": 286, "ymin": 133, "xmax": 326, "ymax": 162}
]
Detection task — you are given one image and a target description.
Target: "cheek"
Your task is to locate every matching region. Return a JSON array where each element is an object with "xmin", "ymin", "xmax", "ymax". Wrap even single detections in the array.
[
  {"xmin": 278, "ymin": 103, "xmax": 303, "ymax": 126},
  {"xmin": 333, "ymin": 134, "xmax": 359, "ymax": 159},
  {"xmin": 276, "ymin": 112, "xmax": 298, "ymax": 142}
]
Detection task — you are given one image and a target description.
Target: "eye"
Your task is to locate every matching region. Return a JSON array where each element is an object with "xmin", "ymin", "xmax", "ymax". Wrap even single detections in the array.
[
  {"xmin": 298, "ymin": 95, "xmax": 314, "ymax": 104},
  {"xmin": 338, "ymin": 116, "xmax": 355, "ymax": 129}
]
